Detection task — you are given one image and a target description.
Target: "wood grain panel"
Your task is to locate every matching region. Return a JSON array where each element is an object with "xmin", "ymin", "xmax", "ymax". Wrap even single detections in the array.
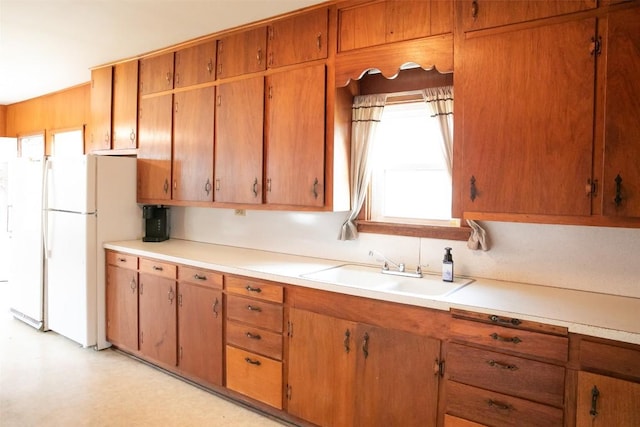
[
  {"xmin": 226, "ymin": 320, "xmax": 282, "ymax": 360},
  {"xmin": 226, "ymin": 295, "xmax": 283, "ymax": 333},
  {"xmin": 225, "ymin": 346, "xmax": 283, "ymax": 409},
  {"xmin": 225, "ymin": 276, "xmax": 283, "ymax": 303}
]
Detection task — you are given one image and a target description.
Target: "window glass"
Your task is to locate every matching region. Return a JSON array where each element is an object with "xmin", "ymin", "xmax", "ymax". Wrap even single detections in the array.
[{"xmin": 370, "ymin": 100, "xmax": 452, "ymax": 225}]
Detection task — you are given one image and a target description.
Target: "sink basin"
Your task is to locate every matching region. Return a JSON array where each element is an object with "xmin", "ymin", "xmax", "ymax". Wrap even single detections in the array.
[{"xmin": 301, "ymin": 264, "xmax": 473, "ymax": 298}]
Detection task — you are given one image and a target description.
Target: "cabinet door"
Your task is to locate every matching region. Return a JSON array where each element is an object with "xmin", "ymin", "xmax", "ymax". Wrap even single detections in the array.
[
  {"xmin": 266, "ymin": 64, "xmax": 325, "ymax": 207},
  {"xmin": 178, "ymin": 282, "xmax": 222, "ymax": 386},
  {"xmin": 385, "ymin": 0, "xmax": 433, "ymax": 44},
  {"xmin": 576, "ymin": 371, "xmax": 640, "ymax": 427},
  {"xmin": 354, "ymin": 323, "xmax": 441, "ymax": 426},
  {"xmin": 461, "ymin": 18, "xmax": 595, "ymax": 216},
  {"xmin": 214, "ymin": 77, "xmax": 264, "ymax": 204},
  {"xmin": 139, "ymin": 52, "xmax": 174, "ymax": 95},
  {"xmin": 217, "ymin": 27, "xmax": 267, "ymax": 79},
  {"xmin": 601, "ymin": 7, "xmax": 640, "ymax": 218},
  {"xmin": 105, "ymin": 264, "xmax": 138, "ymax": 351},
  {"xmin": 89, "ymin": 66, "xmax": 112, "ymax": 152},
  {"xmin": 287, "ymin": 309, "xmax": 357, "ymax": 427},
  {"xmin": 267, "ymin": 8, "xmax": 328, "ymax": 68},
  {"xmin": 137, "ymin": 94, "xmax": 173, "ymax": 202},
  {"xmin": 173, "ymin": 87, "xmax": 215, "ymax": 202},
  {"xmin": 174, "ymin": 40, "xmax": 216, "ymax": 88},
  {"xmin": 339, "ymin": 1, "xmax": 387, "ymax": 51},
  {"xmin": 139, "ymin": 273, "xmax": 177, "ymax": 367},
  {"xmin": 460, "ymin": 0, "xmax": 596, "ymax": 32},
  {"xmin": 112, "ymin": 60, "xmax": 138, "ymax": 150}
]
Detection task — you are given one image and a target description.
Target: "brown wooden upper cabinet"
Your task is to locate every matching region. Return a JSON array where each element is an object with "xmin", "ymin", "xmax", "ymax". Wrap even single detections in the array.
[
  {"xmin": 267, "ymin": 7, "xmax": 328, "ymax": 68},
  {"xmin": 89, "ymin": 66, "xmax": 113, "ymax": 152},
  {"xmin": 139, "ymin": 52, "xmax": 175, "ymax": 95},
  {"xmin": 112, "ymin": 60, "xmax": 139, "ymax": 150},
  {"xmin": 174, "ymin": 40, "xmax": 216, "ymax": 88},
  {"xmin": 460, "ymin": 17, "xmax": 596, "ymax": 217},
  {"xmin": 338, "ymin": 0, "xmax": 452, "ymax": 52},
  {"xmin": 600, "ymin": 7, "xmax": 640, "ymax": 218},
  {"xmin": 460, "ymin": 0, "xmax": 597, "ymax": 33},
  {"xmin": 216, "ymin": 27, "xmax": 267, "ymax": 79}
]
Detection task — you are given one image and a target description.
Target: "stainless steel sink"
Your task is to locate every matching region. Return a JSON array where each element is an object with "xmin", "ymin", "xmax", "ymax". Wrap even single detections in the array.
[{"xmin": 301, "ymin": 263, "xmax": 473, "ymax": 298}]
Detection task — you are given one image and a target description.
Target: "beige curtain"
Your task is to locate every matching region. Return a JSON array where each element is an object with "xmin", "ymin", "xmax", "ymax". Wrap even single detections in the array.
[
  {"xmin": 422, "ymin": 86, "xmax": 454, "ymax": 176},
  {"xmin": 339, "ymin": 94, "xmax": 387, "ymax": 240}
]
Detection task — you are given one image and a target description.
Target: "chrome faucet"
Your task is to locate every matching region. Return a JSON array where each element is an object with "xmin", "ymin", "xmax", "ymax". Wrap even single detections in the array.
[{"xmin": 368, "ymin": 250, "xmax": 422, "ymax": 278}]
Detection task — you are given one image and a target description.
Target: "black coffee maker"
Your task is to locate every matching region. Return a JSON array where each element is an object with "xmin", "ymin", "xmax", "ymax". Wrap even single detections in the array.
[{"xmin": 142, "ymin": 205, "xmax": 170, "ymax": 242}]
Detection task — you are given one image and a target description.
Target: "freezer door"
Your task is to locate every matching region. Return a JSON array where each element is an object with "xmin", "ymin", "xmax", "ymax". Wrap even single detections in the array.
[
  {"xmin": 45, "ymin": 155, "xmax": 96, "ymax": 213},
  {"xmin": 45, "ymin": 209, "xmax": 97, "ymax": 347},
  {"xmin": 7, "ymin": 157, "xmax": 45, "ymax": 327}
]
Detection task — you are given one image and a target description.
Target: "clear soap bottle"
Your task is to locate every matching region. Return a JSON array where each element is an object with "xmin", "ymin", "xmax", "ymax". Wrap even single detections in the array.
[{"xmin": 442, "ymin": 247, "xmax": 454, "ymax": 282}]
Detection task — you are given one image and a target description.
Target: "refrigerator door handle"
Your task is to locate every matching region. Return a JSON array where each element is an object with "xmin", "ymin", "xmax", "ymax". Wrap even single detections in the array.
[
  {"xmin": 5, "ymin": 204, "xmax": 11, "ymax": 233},
  {"xmin": 42, "ymin": 157, "xmax": 51, "ymax": 258}
]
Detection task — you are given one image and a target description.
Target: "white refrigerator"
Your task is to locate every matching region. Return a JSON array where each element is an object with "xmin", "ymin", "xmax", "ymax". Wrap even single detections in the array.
[{"xmin": 10, "ymin": 154, "xmax": 141, "ymax": 349}]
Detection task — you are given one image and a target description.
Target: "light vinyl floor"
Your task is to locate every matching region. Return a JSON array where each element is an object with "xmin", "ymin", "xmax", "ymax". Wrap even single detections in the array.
[{"xmin": 0, "ymin": 287, "xmax": 286, "ymax": 427}]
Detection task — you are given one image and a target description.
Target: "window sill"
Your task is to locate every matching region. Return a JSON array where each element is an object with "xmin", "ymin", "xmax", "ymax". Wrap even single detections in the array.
[{"xmin": 357, "ymin": 221, "xmax": 471, "ymax": 241}]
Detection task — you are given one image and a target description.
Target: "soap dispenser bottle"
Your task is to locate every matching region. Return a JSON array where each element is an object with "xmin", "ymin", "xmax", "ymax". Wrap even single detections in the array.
[{"xmin": 442, "ymin": 247, "xmax": 454, "ymax": 282}]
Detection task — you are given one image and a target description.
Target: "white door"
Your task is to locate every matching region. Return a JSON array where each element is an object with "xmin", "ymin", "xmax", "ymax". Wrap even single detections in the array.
[
  {"xmin": 45, "ymin": 209, "xmax": 97, "ymax": 347},
  {"xmin": 45, "ymin": 155, "xmax": 94, "ymax": 213},
  {"xmin": 7, "ymin": 156, "xmax": 45, "ymax": 326}
]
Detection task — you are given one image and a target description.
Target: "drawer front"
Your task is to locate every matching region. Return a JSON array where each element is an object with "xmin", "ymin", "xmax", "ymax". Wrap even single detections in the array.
[
  {"xmin": 447, "ymin": 343, "xmax": 565, "ymax": 407},
  {"xmin": 139, "ymin": 258, "xmax": 177, "ymax": 279},
  {"xmin": 226, "ymin": 346, "xmax": 283, "ymax": 409},
  {"xmin": 226, "ymin": 276, "xmax": 283, "ymax": 303},
  {"xmin": 107, "ymin": 251, "xmax": 138, "ymax": 270},
  {"xmin": 450, "ymin": 318, "xmax": 568, "ymax": 362},
  {"xmin": 178, "ymin": 266, "xmax": 223, "ymax": 289},
  {"xmin": 580, "ymin": 340, "xmax": 640, "ymax": 381},
  {"xmin": 226, "ymin": 321, "xmax": 283, "ymax": 360},
  {"xmin": 226, "ymin": 295, "xmax": 283, "ymax": 333},
  {"xmin": 446, "ymin": 381, "xmax": 563, "ymax": 427}
]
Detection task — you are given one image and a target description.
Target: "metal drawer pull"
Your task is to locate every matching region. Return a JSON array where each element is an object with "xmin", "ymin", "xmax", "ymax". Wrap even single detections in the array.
[
  {"xmin": 487, "ymin": 399, "xmax": 512, "ymax": 411},
  {"xmin": 489, "ymin": 314, "xmax": 521, "ymax": 326},
  {"xmin": 152, "ymin": 265, "xmax": 163, "ymax": 271},
  {"xmin": 245, "ymin": 285, "xmax": 262, "ymax": 293},
  {"xmin": 487, "ymin": 360, "xmax": 518, "ymax": 371},
  {"xmin": 193, "ymin": 273, "xmax": 207, "ymax": 281},
  {"xmin": 362, "ymin": 332, "xmax": 370, "ymax": 359},
  {"xmin": 344, "ymin": 329, "xmax": 351, "ymax": 353},
  {"xmin": 118, "ymin": 257, "xmax": 127, "ymax": 263},
  {"xmin": 247, "ymin": 305, "xmax": 262, "ymax": 312},
  {"xmin": 245, "ymin": 357, "xmax": 261, "ymax": 366},
  {"xmin": 490, "ymin": 333, "xmax": 521, "ymax": 344},
  {"xmin": 246, "ymin": 332, "xmax": 261, "ymax": 340}
]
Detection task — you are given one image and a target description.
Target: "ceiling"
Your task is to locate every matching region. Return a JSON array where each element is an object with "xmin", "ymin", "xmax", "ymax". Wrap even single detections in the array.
[{"xmin": 0, "ymin": 0, "xmax": 325, "ymax": 105}]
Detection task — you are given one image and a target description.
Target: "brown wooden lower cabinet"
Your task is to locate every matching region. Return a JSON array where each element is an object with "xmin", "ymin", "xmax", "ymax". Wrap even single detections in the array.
[
  {"xmin": 105, "ymin": 253, "xmax": 138, "ymax": 352},
  {"xmin": 576, "ymin": 371, "xmax": 640, "ymax": 427},
  {"xmin": 287, "ymin": 308, "xmax": 441, "ymax": 427},
  {"xmin": 138, "ymin": 271, "xmax": 177, "ymax": 367}
]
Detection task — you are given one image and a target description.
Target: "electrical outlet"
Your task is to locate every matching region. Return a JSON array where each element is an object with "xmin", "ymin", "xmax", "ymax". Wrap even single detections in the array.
[{"xmin": 234, "ymin": 209, "xmax": 246, "ymax": 216}]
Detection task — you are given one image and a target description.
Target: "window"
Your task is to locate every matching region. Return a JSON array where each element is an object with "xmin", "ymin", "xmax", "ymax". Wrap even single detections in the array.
[{"xmin": 369, "ymin": 99, "xmax": 453, "ymax": 226}]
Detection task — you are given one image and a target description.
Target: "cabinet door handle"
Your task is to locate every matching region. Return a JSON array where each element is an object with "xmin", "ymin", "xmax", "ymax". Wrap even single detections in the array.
[
  {"xmin": 129, "ymin": 278, "xmax": 136, "ymax": 293},
  {"xmin": 245, "ymin": 357, "xmax": 261, "ymax": 366},
  {"xmin": 163, "ymin": 178, "xmax": 169, "ymax": 194},
  {"xmin": 129, "ymin": 129, "xmax": 136, "ymax": 143},
  {"xmin": 246, "ymin": 332, "xmax": 261, "ymax": 340},
  {"xmin": 344, "ymin": 329, "xmax": 351, "ymax": 353},
  {"xmin": 487, "ymin": 359, "xmax": 518, "ymax": 371},
  {"xmin": 490, "ymin": 333, "xmax": 521, "ymax": 344},
  {"xmin": 204, "ymin": 178, "xmax": 212, "ymax": 196},
  {"xmin": 168, "ymin": 287, "xmax": 175, "ymax": 304},
  {"xmin": 247, "ymin": 305, "xmax": 262, "ymax": 312},
  {"xmin": 312, "ymin": 178, "xmax": 319, "ymax": 199},
  {"xmin": 252, "ymin": 178, "xmax": 259, "ymax": 198},
  {"xmin": 362, "ymin": 332, "xmax": 369, "ymax": 359},
  {"xmin": 614, "ymin": 174, "xmax": 623, "ymax": 206},
  {"xmin": 316, "ymin": 33, "xmax": 322, "ymax": 50},
  {"xmin": 207, "ymin": 59, "xmax": 213, "ymax": 74},
  {"xmin": 590, "ymin": 385, "xmax": 600, "ymax": 417},
  {"xmin": 470, "ymin": 176, "xmax": 477, "ymax": 201},
  {"xmin": 256, "ymin": 48, "xmax": 263, "ymax": 64},
  {"xmin": 471, "ymin": 0, "xmax": 479, "ymax": 19},
  {"xmin": 212, "ymin": 298, "xmax": 219, "ymax": 318},
  {"xmin": 245, "ymin": 285, "xmax": 262, "ymax": 293}
]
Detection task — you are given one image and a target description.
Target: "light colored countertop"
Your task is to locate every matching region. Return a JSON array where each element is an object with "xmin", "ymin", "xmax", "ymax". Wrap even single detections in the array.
[{"xmin": 104, "ymin": 239, "xmax": 640, "ymax": 346}]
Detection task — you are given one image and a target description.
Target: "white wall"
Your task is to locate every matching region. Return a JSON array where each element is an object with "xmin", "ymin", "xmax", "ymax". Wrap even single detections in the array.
[{"xmin": 171, "ymin": 206, "xmax": 640, "ymax": 299}]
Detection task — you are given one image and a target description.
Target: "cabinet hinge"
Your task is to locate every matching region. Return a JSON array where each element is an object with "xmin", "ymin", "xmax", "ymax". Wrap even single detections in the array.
[
  {"xmin": 586, "ymin": 178, "xmax": 598, "ymax": 198},
  {"xmin": 287, "ymin": 321, "xmax": 293, "ymax": 338},
  {"xmin": 590, "ymin": 36, "xmax": 602, "ymax": 56},
  {"xmin": 286, "ymin": 384, "xmax": 292, "ymax": 400},
  {"xmin": 435, "ymin": 358, "xmax": 445, "ymax": 377}
]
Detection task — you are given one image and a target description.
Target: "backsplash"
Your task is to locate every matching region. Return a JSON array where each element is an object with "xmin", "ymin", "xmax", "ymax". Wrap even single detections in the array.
[{"xmin": 171, "ymin": 206, "xmax": 640, "ymax": 299}]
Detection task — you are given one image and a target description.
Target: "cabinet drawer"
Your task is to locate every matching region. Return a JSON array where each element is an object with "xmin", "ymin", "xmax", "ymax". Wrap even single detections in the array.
[
  {"xmin": 139, "ymin": 258, "xmax": 177, "ymax": 280},
  {"xmin": 107, "ymin": 251, "xmax": 138, "ymax": 270},
  {"xmin": 226, "ymin": 345, "xmax": 282, "ymax": 409},
  {"xmin": 447, "ymin": 342, "xmax": 565, "ymax": 407},
  {"xmin": 450, "ymin": 318, "xmax": 568, "ymax": 362},
  {"xmin": 225, "ymin": 276, "xmax": 283, "ymax": 303},
  {"xmin": 446, "ymin": 381, "xmax": 563, "ymax": 427},
  {"xmin": 580, "ymin": 340, "xmax": 640, "ymax": 381},
  {"xmin": 226, "ymin": 320, "xmax": 282, "ymax": 360},
  {"xmin": 178, "ymin": 266, "xmax": 222, "ymax": 289},
  {"xmin": 226, "ymin": 295, "xmax": 283, "ymax": 333}
]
